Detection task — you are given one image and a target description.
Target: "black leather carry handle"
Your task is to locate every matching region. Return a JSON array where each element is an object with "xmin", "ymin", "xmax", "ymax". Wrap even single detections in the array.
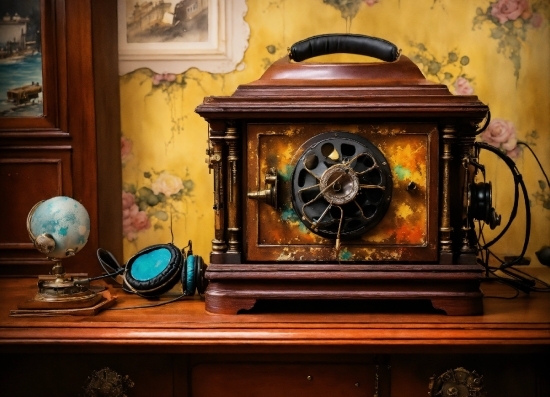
[{"xmin": 289, "ymin": 34, "xmax": 399, "ymax": 62}]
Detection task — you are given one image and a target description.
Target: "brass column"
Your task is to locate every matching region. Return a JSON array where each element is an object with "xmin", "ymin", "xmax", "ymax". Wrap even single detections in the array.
[
  {"xmin": 207, "ymin": 129, "xmax": 227, "ymax": 256},
  {"xmin": 439, "ymin": 125, "xmax": 456, "ymax": 263},
  {"xmin": 226, "ymin": 127, "xmax": 241, "ymax": 254}
]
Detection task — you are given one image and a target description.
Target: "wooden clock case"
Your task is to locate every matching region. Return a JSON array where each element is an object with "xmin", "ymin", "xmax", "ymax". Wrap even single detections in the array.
[{"xmin": 196, "ymin": 35, "xmax": 489, "ymax": 315}]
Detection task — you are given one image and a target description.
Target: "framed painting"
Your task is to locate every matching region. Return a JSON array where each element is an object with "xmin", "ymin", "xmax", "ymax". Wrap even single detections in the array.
[
  {"xmin": 0, "ymin": 0, "xmax": 60, "ymax": 130},
  {"xmin": 117, "ymin": 0, "xmax": 249, "ymax": 75},
  {"xmin": 0, "ymin": 0, "xmax": 43, "ymax": 118}
]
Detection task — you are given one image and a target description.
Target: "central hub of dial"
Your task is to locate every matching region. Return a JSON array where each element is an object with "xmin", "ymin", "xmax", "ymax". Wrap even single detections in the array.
[{"xmin": 319, "ymin": 164, "xmax": 359, "ymax": 205}]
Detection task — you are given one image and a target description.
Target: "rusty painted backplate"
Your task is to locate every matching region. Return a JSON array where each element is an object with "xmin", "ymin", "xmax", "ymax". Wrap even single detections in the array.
[{"xmin": 246, "ymin": 122, "xmax": 439, "ymax": 263}]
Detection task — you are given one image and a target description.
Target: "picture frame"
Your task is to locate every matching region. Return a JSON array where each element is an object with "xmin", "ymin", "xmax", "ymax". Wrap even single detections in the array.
[
  {"xmin": 117, "ymin": 0, "xmax": 249, "ymax": 75},
  {"xmin": 0, "ymin": 0, "xmax": 60, "ymax": 129}
]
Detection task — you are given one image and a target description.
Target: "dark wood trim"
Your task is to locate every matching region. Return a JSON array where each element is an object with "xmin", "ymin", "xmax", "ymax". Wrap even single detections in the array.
[{"xmin": 91, "ymin": 0, "xmax": 123, "ymax": 262}]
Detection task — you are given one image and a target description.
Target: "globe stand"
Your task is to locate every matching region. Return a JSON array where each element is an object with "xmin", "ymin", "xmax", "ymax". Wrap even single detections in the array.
[
  {"xmin": 20, "ymin": 197, "xmax": 106, "ymax": 311},
  {"xmin": 29, "ymin": 259, "xmax": 104, "ymax": 309}
]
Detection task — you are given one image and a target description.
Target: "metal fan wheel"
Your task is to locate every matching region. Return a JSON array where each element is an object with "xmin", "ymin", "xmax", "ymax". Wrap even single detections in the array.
[{"xmin": 291, "ymin": 131, "xmax": 393, "ymax": 239}]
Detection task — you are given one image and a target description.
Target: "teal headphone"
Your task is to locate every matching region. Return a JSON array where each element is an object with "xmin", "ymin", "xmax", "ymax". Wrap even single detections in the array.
[{"xmin": 97, "ymin": 241, "xmax": 207, "ymax": 298}]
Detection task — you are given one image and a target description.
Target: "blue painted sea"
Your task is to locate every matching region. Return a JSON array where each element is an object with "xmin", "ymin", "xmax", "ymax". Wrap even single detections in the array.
[{"xmin": 0, "ymin": 52, "xmax": 43, "ymax": 117}]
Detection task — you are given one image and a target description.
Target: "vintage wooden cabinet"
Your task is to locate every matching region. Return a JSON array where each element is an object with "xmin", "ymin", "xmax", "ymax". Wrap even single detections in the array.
[
  {"xmin": 196, "ymin": 34, "xmax": 490, "ymax": 315},
  {"xmin": 0, "ymin": 276, "xmax": 549, "ymax": 397}
]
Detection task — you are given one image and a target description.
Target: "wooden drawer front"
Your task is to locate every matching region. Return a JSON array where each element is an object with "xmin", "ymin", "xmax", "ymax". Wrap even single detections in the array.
[{"xmin": 192, "ymin": 363, "xmax": 373, "ymax": 397}]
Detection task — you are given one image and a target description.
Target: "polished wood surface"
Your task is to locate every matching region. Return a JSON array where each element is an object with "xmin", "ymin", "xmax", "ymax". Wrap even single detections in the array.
[
  {"xmin": 0, "ymin": 276, "xmax": 548, "ymax": 397},
  {"xmin": 1, "ymin": 277, "xmax": 549, "ymax": 354}
]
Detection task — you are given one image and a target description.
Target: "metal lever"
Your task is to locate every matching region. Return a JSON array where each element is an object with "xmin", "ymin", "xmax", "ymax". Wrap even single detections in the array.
[
  {"xmin": 205, "ymin": 141, "xmax": 221, "ymax": 174},
  {"xmin": 247, "ymin": 167, "xmax": 278, "ymax": 208}
]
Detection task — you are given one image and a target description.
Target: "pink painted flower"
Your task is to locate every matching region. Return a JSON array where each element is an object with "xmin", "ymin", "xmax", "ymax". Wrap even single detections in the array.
[
  {"xmin": 151, "ymin": 172, "xmax": 183, "ymax": 197},
  {"xmin": 490, "ymin": 0, "xmax": 531, "ymax": 24},
  {"xmin": 122, "ymin": 203, "xmax": 138, "ymax": 241},
  {"xmin": 531, "ymin": 13, "xmax": 543, "ymax": 28},
  {"xmin": 454, "ymin": 77, "xmax": 474, "ymax": 95},
  {"xmin": 131, "ymin": 210, "xmax": 151, "ymax": 231},
  {"xmin": 480, "ymin": 118, "xmax": 520, "ymax": 157},
  {"xmin": 364, "ymin": 0, "xmax": 379, "ymax": 6},
  {"xmin": 481, "ymin": 119, "xmax": 516, "ymax": 145},
  {"xmin": 122, "ymin": 191, "xmax": 136, "ymax": 210},
  {"xmin": 152, "ymin": 73, "xmax": 177, "ymax": 86},
  {"xmin": 121, "ymin": 136, "xmax": 133, "ymax": 163},
  {"xmin": 122, "ymin": 200, "xmax": 151, "ymax": 241}
]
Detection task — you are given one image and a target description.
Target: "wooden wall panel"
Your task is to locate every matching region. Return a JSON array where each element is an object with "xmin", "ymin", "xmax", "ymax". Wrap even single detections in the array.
[{"xmin": 0, "ymin": 147, "xmax": 72, "ymax": 274}]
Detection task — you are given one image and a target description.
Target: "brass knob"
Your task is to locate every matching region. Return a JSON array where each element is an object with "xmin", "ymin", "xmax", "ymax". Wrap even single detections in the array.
[{"xmin": 247, "ymin": 167, "xmax": 278, "ymax": 208}]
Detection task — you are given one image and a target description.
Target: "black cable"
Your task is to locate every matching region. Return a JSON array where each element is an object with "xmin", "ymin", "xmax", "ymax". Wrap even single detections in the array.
[
  {"xmin": 469, "ymin": 143, "xmax": 544, "ymax": 295},
  {"xmin": 478, "ymin": 244, "xmax": 550, "ymax": 294},
  {"xmin": 503, "ymin": 265, "xmax": 550, "ymax": 292},
  {"xmin": 106, "ymin": 294, "xmax": 189, "ymax": 310},
  {"xmin": 517, "ymin": 140, "xmax": 550, "ymax": 188},
  {"xmin": 476, "ymin": 109, "xmax": 491, "ymax": 134},
  {"xmin": 473, "ymin": 142, "xmax": 531, "ymax": 268},
  {"xmin": 86, "ymin": 269, "xmax": 124, "ymax": 282},
  {"xmin": 500, "ymin": 168, "xmax": 530, "ymax": 268},
  {"xmin": 481, "ymin": 278, "xmax": 520, "ymax": 299}
]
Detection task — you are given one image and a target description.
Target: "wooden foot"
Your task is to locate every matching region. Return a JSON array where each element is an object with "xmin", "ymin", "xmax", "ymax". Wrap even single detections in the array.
[{"xmin": 205, "ymin": 293, "xmax": 257, "ymax": 314}]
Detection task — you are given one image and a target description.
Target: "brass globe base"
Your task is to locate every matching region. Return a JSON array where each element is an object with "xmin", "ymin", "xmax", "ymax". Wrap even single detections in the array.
[
  {"xmin": 35, "ymin": 284, "xmax": 103, "ymax": 309},
  {"xmin": 18, "ymin": 275, "xmax": 104, "ymax": 310}
]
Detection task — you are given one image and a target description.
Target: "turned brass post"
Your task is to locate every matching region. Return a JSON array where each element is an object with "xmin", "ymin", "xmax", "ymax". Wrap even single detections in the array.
[
  {"xmin": 440, "ymin": 125, "xmax": 456, "ymax": 261},
  {"xmin": 226, "ymin": 127, "xmax": 241, "ymax": 254}
]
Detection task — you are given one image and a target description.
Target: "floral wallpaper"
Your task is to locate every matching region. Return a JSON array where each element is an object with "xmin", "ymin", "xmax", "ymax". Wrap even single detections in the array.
[{"xmin": 119, "ymin": 0, "xmax": 549, "ymax": 266}]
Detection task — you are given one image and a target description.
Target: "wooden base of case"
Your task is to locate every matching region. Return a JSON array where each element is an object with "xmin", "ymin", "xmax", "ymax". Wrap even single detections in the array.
[{"xmin": 204, "ymin": 264, "xmax": 485, "ymax": 315}]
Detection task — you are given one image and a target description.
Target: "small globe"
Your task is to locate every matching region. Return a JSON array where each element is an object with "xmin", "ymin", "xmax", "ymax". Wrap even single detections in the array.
[{"xmin": 28, "ymin": 196, "xmax": 90, "ymax": 259}]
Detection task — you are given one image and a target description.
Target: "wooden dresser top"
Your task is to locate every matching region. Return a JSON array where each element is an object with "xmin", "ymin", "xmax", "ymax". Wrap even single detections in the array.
[{"xmin": 1, "ymin": 274, "xmax": 549, "ymax": 355}]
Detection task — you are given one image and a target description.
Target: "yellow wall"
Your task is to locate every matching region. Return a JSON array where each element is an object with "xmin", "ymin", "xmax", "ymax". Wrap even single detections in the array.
[{"xmin": 120, "ymin": 0, "xmax": 550, "ymax": 266}]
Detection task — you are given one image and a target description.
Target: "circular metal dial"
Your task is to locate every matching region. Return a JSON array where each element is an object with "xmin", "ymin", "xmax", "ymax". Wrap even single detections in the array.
[{"xmin": 291, "ymin": 131, "xmax": 392, "ymax": 239}]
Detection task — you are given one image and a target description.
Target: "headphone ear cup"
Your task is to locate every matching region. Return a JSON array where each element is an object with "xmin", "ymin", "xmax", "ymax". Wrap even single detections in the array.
[
  {"xmin": 124, "ymin": 244, "xmax": 183, "ymax": 298},
  {"xmin": 182, "ymin": 255, "xmax": 208, "ymax": 296},
  {"xmin": 488, "ymin": 207, "xmax": 502, "ymax": 230},
  {"xmin": 184, "ymin": 254, "xmax": 197, "ymax": 296},
  {"xmin": 194, "ymin": 256, "xmax": 208, "ymax": 295},
  {"xmin": 468, "ymin": 182, "xmax": 502, "ymax": 230}
]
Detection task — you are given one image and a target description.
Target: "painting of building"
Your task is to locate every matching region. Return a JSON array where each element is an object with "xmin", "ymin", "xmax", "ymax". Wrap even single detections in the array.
[
  {"xmin": 125, "ymin": 0, "xmax": 208, "ymax": 43},
  {"xmin": 174, "ymin": 0, "xmax": 208, "ymax": 22},
  {"xmin": 126, "ymin": 1, "xmax": 172, "ymax": 41}
]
